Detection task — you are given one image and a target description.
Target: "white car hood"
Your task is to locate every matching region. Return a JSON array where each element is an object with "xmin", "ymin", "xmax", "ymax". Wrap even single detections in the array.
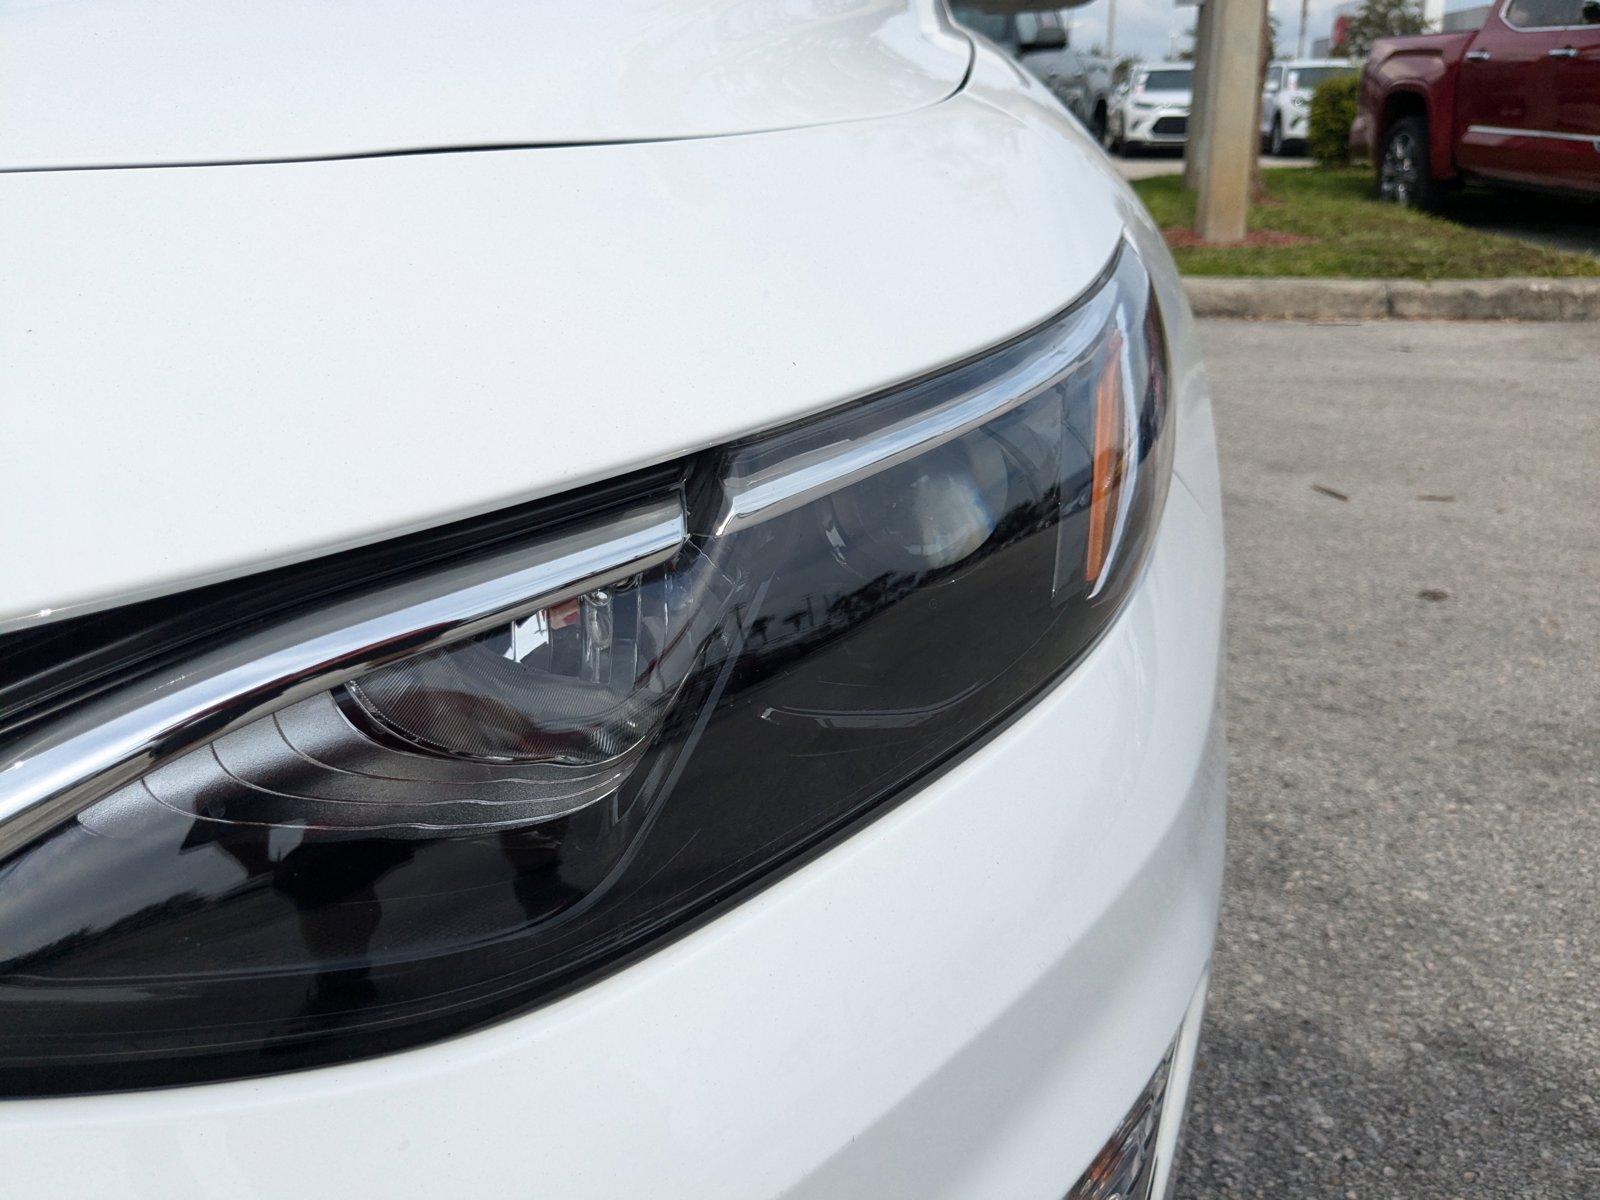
[
  {"xmin": 0, "ymin": 0, "xmax": 970, "ymax": 171},
  {"xmin": 1134, "ymin": 90, "xmax": 1190, "ymax": 107},
  {"xmin": 1, "ymin": 43, "xmax": 1137, "ymax": 631}
]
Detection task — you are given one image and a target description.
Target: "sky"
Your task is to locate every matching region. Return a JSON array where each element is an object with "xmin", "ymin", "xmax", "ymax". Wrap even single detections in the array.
[{"xmin": 1062, "ymin": 0, "xmax": 1352, "ymax": 62}]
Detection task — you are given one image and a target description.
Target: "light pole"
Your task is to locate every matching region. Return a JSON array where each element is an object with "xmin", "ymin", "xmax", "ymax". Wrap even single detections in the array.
[
  {"xmin": 1297, "ymin": 0, "xmax": 1310, "ymax": 58},
  {"xmin": 1194, "ymin": 0, "xmax": 1266, "ymax": 242},
  {"xmin": 1105, "ymin": 0, "xmax": 1117, "ymax": 56}
]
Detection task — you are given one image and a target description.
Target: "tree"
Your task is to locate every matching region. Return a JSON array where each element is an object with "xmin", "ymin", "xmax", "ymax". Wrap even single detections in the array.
[{"xmin": 1336, "ymin": 0, "xmax": 1426, "ymax": 58}]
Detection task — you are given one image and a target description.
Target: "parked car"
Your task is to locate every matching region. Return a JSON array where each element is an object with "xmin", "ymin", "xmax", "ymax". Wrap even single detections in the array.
[
  {"xmin": 1262, "ymin": 59, "xmax": 1358, "ymax": 155},
  {"xmin": 1353, "ymin": 0, "xmax": 1600, "ymax": 206},
  {"xmin": 1107, "ymin": 62, "xmax": 1196, "ymax": 155},
  {"xmin": 949, "ymin": 6, "xmax": 1116, "ymax": 139},
  {"xmin": 0, "ymin": 3, "xmax": 1226, "ymax": 1198}
]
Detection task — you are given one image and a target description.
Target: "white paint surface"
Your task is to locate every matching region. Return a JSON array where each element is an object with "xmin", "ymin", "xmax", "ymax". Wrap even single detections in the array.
[{"xmin": 0, "ymin": 0, "xmax": 969, "ymax": 170}]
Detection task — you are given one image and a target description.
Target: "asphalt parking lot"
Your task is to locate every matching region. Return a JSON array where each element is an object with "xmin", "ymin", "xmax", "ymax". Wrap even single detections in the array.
[{"xmin": 1177, "ymin": 320, "xmax": 1600, "ymax": 1198}]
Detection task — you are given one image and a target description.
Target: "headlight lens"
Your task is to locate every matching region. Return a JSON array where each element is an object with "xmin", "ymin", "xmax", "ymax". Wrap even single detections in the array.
[{"xmin": 0, "ymin": 243, "xmax": 1172, "ymax": 1095}]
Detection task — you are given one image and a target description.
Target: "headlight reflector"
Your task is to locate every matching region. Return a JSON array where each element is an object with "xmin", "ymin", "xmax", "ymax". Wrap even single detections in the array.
[{"xmin": 0, "ymin": 243, "xmax": 1173, "ymax": 1095}]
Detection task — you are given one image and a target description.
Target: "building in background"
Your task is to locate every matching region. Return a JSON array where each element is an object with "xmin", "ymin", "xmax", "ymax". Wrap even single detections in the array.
[{"xmin": 1309, "ymin": 2, "xmax": 1356, "ymax": 56}]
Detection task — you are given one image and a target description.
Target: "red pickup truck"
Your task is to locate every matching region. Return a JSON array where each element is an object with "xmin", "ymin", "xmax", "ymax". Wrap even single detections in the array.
[{"xmin": 1352, "ymin": 0, "xmax": 1600, "ymax": 207}]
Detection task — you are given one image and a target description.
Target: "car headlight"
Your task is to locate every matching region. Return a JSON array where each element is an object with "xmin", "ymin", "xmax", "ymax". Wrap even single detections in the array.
[
  {"xmin": 0, "ymin": 243, "xmax": 1173, "ymax": 1096},
  {"xmin": 1293, "ymin": 94, "xmax": 1311, "ymax": 109}
]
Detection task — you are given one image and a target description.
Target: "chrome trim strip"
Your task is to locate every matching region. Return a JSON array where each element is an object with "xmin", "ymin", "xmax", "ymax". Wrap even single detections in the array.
[
  {"xmin": 1467, "ymin": 123, "xmax": 1600, "ymax": 145},
  {"xmin": 716, "ymin": 244, "xmax": 1127, "ymax": 535},
  {"xmin": 0, "ymin": 495, "xmax": 687, "ymax": 860}
]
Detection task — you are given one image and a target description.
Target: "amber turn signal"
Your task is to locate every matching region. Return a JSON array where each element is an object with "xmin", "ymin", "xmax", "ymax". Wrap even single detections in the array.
[{"xmin": 1086, "ymin": 328, "xmax": 1128, "ymax": 588}]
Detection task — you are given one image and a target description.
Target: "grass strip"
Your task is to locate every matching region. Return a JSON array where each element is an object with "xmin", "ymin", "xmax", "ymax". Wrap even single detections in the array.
[{"xmin": 1131, "ymin": 168, "xmax": 1600, "ymax": 279}]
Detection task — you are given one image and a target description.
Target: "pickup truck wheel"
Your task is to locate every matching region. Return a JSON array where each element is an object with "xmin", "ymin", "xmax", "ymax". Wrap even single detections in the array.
[{"xmin": 1379, "ymin": 116, "xmax": 1445, "ymax": 210}]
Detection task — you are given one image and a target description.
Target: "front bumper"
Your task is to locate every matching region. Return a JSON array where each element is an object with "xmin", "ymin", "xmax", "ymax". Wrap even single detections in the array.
[
  {"xmin": 0, "ymin": 445, "xmax": 1226, "ymax": 1197},
  {"xmin": 1125, "ymin": 107, "xmax": 1191, "ymax": 146}
]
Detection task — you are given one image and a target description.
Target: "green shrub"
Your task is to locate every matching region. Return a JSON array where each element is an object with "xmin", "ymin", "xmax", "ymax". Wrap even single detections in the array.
[{"xmin": 1309, "ymin": 74, "xmax": 1362, "ymax": 167}]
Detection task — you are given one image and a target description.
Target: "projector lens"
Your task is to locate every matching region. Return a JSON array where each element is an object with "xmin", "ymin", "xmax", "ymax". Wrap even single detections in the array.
[{"xmin": 829, "ymin": 431, "xmax": 1011, "ymax": 574}]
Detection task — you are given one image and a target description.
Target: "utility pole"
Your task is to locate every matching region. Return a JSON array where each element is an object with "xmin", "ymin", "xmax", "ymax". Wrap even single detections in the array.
[
  {"xmin": 1194, "ymin": 0, "xmax": 1266, "ymax": 242},
  {"xmin": 1105, "ymin": 0, "xmax": 1116, "ymax": 56},
  {"xmin": 1297, "ymin": 0, "xmax": 1310, "ymax": 58}
]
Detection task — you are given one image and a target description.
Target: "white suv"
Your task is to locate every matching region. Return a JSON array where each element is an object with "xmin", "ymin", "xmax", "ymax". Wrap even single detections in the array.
[
  {"xmin": 1262, "ymin": 59, "xmax": 1357, "ymax": 155},
  {"xmin": 0, "ymin": 3, "xmax": 1226, "ymax": 1198}
]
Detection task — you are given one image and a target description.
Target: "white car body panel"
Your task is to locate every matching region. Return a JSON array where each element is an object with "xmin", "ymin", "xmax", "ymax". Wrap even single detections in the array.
[
  {"xmin": 0, "ymin": 0, "xmax": 970, "ymax": 170},
  {"xmin": 2, "ymin": 54, "xmax": 1138, "ymax": 631}
]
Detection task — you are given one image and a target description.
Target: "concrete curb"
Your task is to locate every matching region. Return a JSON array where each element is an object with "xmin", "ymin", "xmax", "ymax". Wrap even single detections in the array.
[{"xmin": 1183, "ymin": 276, "xmax": 1600, "ymax": 321}]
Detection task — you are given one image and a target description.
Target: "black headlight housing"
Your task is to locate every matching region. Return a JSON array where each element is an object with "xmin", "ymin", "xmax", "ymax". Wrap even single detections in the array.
[{"xmin": 0, "ymin": 243, "xmax": 1172, "ymax": 1096}]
